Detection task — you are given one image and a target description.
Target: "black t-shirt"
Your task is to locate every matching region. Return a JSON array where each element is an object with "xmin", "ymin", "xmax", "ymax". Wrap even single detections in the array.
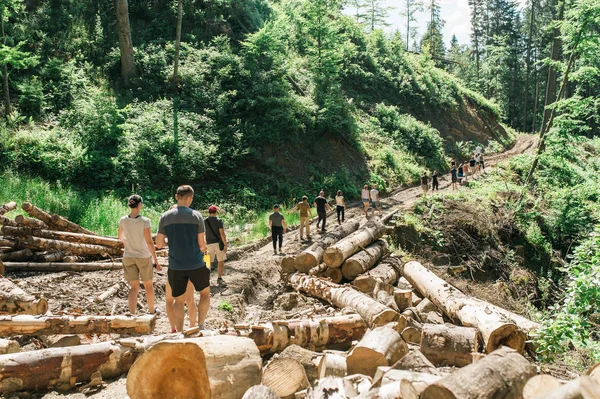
[
  {"xmin": 432, "ymin": 172, "xmax": 438, "ymax": 183},
  {"xmin": 451, "ymin": 160, "xmax": 456, "ymax": 167},
  {"xmin": 469, "ymin": 159, "xmax": 476, "ymax": 167},
  {"xmin": 314, "ymin": 197, "xmax": 327, "ymax": 213},
  {"xmin": 204, "ymin": 216, "xmax": 224, "ymax": 244},
  {"xmin": 420, "ymin": 175, "xmax": 429, "ymax": 185},
  {"xmin": 451, "ymin": 168, "xmax": 457, "ymax": 177}
]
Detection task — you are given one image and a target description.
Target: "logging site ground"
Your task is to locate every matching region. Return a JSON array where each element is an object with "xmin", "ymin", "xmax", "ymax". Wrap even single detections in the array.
[{"xmin": 5, "ymin": 133, "xmax": 585, "ymax": 399}]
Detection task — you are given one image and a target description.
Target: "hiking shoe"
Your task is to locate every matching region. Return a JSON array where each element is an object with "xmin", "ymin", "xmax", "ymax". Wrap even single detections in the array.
[
  {"xmin": 150, "ymin": 307, "xmax": 161, "ymax": 315},
  {"xmin": 273, "ymin": 250, "xmax": 277, "ymax": 255},
  {"xmin": 170, "ymin": 328, "xmax": 177, "ymax": 333},
  {"xmin": 217, "ymin": 277, "xmax": 227, "ymax": 287}
]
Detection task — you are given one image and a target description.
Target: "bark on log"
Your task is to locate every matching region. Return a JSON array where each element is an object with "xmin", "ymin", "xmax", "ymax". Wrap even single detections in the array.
[
  {"xmin": 295, "ymin": 221, "xmax": 360, "ymax": 273},
  {"xmin": 541, "ymin": 376, "xmax": 600, "ymax": 399},
  {"xmin": 400, "ymin": 321, "xmax": 422, "ymax": 345},
  {"xmin": 0, "ymin": 202, "xmax": 16, "ymax": 216},
  {"xmin": 394, "ymin": 288, "xmax": 413, "ymax": 311},
  {"xmin": 317, "ymin": 352, "xmax": 347, "ymax": 379},
  {"xmin": 306, "ymin": 377, "xmax": 358, "ymax": 399},
  {"xmin": 420, "ymin": 323, "xmax": 479, "ymax": 367},
  {"xmin": 523, "ymin": 375, "xmax": 564, "ymax": 399},
  {"xmin": 421, "ymin": 346, "xmax": 536, "ymax": 399},
  {"xmin": 21, "ymin": 202, "xmax": 54, "ymax": 226},
  {"xmin": 0, "ymin": 339, "xmax": 19, "ymax": 354},
  {"xmin": 346, "ymin": 374, "xmax": 373, "ymax": 396},
  {"xmin": 50, "ymin": 214, "xmax": 97, "ymax": 236},
  {"xmin": 325, "ymin": 267, "xmax": 343, "ymax": 283},
  {"xmin": 0, "ymin": 276, "xmax": 47, "ymax": 315},
  {"xmin": 352, "ymin": 257, "xmax": 401, "ymax": 294},
  {"xmin": 346, "ymin": 326, "xmax": 408, "ymax": 377},
  {"xmin": 374, "ymin": 281, "xmax": 399, "ymax": 312},
  {"xmin": 0, "ymin": 239, "xmax": 16, "ymax": 248},
  {"xmin": 2, "ymin": 226, "xmax": 121, "ymax": 248},
  {"xmin": 0, "ymin": 216, "xmax": 17, "ymax": 228},
  {"xmin": 288, "ymin": 274, "xmax": 401, "ymax": 327},
  {"xmin": 127, "ymin": 336, "xmax": 262, "ymax": 399},
  {"xmin": 278, "ymin": 345, "xmax": 321, "ymax": 384},
  {"xmin": 34, "ymin": 251, "xmax": 65, "ymax": 262},
  {"xmin": 63, "ymin": 255, "xmax": 86, "ymax": 263},
  {"xmin": 392, "ymin": 350, "xmax": 439, "ymax": 375},
  {"xmin": 341, "ymin": 240, "xmax": 388, "ymax": 281},
  {"xmin": 323, "ymin": 220, "xmax": 386, "ymax": 268},
  {"xmin": 25, "ymin": 236, "xmax": 121, "ymax": 257},
  {"xmin": 403, "ymin": 261, "xmax": 527, "ymax": 353},
  {"xmin": 0, "ymin": 314, "xmax": 155, "ymax": 336},
  {"xmin": 308, "ymin": 263, "xmax": 327, "ymax": 277},
  {"xmin": 263, "ymin": 357, "xmax": 309, "ymax": 397},
  {"xmin": 14, "ymin": 215, "xmax": 48, "ymax": 229},
  {"xmin": 376, "ymin": 369, "xmax": 443, "ymax": 399},
  {"xmin": 0, "ymin": 249, "xmax": 33, "ymax": 262},
  {"xmin": 3, "ymin": 262, "xmax": 123, "ymax": 272},
  {"xmin": 95, "ymin": 281, "xmax": 127, "ymax": 303},
  {"xmin": 242, "ymin": 385, "xmax": 281, "ymax": 399}
]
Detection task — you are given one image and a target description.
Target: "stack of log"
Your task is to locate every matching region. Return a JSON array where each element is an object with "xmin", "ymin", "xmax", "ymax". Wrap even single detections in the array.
[{"xmin": 0, "ymin": 201, "xmax": 127, "ymax": 272}]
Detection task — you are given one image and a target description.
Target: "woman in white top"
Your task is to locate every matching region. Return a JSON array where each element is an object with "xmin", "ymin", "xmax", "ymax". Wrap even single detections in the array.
[
  {"xmin": 361, "ymin": 185, "xmax": 370, "ymax": 216},
  {"xmin": 335, "ymin": 190, "xmax": 346, "ymax": 224},
  {"xmin": 118, "ymin": 195, "xmax": 161, "ymax": 314}
]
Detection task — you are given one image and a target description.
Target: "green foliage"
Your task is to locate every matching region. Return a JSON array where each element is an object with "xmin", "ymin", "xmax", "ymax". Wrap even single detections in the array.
[{"xmin": 217, "ymin": 300, "xmax": 234, "ymax": 312}]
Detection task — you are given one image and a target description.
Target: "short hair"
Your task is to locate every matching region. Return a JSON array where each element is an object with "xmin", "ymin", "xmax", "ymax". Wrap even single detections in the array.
[
  {"xmin": 302, "ymin": 195, "xmax": 308, "ymax": 201},
  {"xmin": 273, "ymin": 204, "xmax": 280, "ymax": 209},
  {"xmin": 127, "ymin": 194, "xmax": 143, "ymax": 208},
  {"xmin": 364, "ymin": 185, "xmax": 368, "ymax": 189},
  {"xmin": 337, "ymin": 190, "xmax": 342, "ymax": 196},
  {"xmin": 319, "ymin": 191, "xmax": 325, "ymax": 196},
  {"xmin": 176, "ymin": 185, "xmax": 194, "ymax": 198}
]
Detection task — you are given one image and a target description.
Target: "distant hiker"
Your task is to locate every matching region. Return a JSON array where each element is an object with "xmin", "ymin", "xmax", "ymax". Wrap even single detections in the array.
[
  {"xmin": 118, "ymin": 194, "xmax": 161, "ymax": 315},
  {"xmin": 290, "ymin": 196, "xmax": 313, "ymax": 240},
  {"xmin": 156, "ymin": 185, "xmax": 210, "ymax": 332},
  {"xmin": 361, "ymin": 184, "xmax": 370, "ymax": 215},
  {"xmin": 451, "ymin": 158, "xmax": 456, "ymax": 168},
  {"xmin": 450, "ymin": 166, "xmax": 458, "ymax": 190},
  {"xmin": 469, "ymin": 155, "xmax": 477, "ymax": 177},
  {"xmin": 269, "ymin": 204, "xmax": 287, "ymax": 255},
  {"xmin": 432, "ymin": 170, "xmax": 439, "ymax": 191},
  {"xmin": 205, "ymin": 205, "xmax": 227, "ymax": 287},
  {"xmin": 458, "ymin": 163, "xmax": 465, "ymax": 183},
  {"xmin": 420, "ymin": 171, "xmax": 429, "ymax": 198},
  {"xmin": 475, "ymin": 153, "xmax": 482, "ymax": 172},
  {"xmin": 335, "ymin": 190, "xmax": 346, "ymax": 224},
  {"xmin": 370, "ymin": 184, "xmax": 382, "ymax": 217},
  {"xmin": 314, "ymin": 191, "xmax": 332, "ymax": 232},
  {"xmin": 480, "ymin": 155, "xmax": 485, "ymax": 171},
  {"xmin": 476, "ymin": 144, "xmax": 483, "ymax": 156}
]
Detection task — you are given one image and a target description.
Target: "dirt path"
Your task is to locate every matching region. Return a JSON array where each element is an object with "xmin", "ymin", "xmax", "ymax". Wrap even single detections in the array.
[{"xmin": 11, "ymin": 135, "xmax": 537, "ymax": 399}]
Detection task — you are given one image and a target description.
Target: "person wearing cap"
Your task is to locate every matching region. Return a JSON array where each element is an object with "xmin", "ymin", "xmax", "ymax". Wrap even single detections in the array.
[
  {"xmin": 205, "ymin": 205, "xmax": 227, "ymax": 287},
  {"xmin": 269, "ymin": 204, "xmax": 287, "ymax": 255},
  {"xmin": 314, "ymin": 191, "xmax": 333, "ymax": 232},
  {"xmin": 290, "ymin": 196, "xmax": 313, "ymax": 241}
]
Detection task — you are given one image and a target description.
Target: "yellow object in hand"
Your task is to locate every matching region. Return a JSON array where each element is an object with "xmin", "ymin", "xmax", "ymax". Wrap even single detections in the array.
[{"xmin": 203, "ymin": 253, "xmax": 211, "ymax": 266}]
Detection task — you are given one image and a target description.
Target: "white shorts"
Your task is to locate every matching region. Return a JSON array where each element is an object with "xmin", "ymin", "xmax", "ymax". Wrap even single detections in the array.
[{"xmin": 207, "ymin": 243, "xmax": 226, "ymax": 262}]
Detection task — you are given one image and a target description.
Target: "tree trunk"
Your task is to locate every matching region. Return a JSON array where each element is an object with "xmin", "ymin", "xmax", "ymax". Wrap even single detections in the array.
[
  {"xmin": 172, "ymin": 0, "xmax": 183, "ymax": 85},
  {"xmin": 242, "ymin": 385, "xmax": 281, "ymax": 399},
  {"xmin": 2, "ymin": 61, "xmax": 10, "ymax": 117},
  {"xmin": 306, "ymin": 377, "xmax": 358, "ymax": 399},
  {"xmin": 34, "ymin": 251, "xmax": 65, "ymax": 262},
  {"xmin": 317, "ymin": 352, "xmax": 347, "ymax": 379},
  {"xmin": 0, "ymin": 238, "xmax": 16, "ymax": 248},
  {"xmin": 21, "ymin": 202, "xmax": 54, "ymax": 227},
  {"xmin": 420, "ymin": 323, "xmax": 479, "ymax": 367},
  {"xmin": 262, "ymin": 357, "xmax": 309, "ymax": 398},
  {"xmin": 523, "ymin": 375, "xmax": 564, "ymax": 399},
  {"xmin": 0, "ymin": 339, "xmax": 18, "ymax": 354},
  {"xmin": 294, "ymin": 221, "xmax": 360, "ymax": 273},
  {"xmin": 522, "ymin": 0, "xmax": 535, "ymax": 131},
  {"xmin": 542, "ymin": 376, "xmax": 600, "ymax": 399},
  {"xmin": 95, "ymin": 280, "xmax": 127, "ymax": 303},
  {"xmin": 288, "ymin": 274, "xmax": 401, "ymax": 327},
  {"xmin": 341, "ymin": 239, "xmax": 388, "ymax": 280},
  {"xmin": 115, "ymin": 0, "xmax": 136, "ymax": 84},
  {"xmin": 402, "ymin": 261, "xmax": 529, "ymax": 353},
  {"xmin": 352, "ymin": 257, "xmax": 401, "ymax": 293},
  {"xmin": 3, "ymin": 262, "xmax": 123, "ymax": 272},
  {"xmin": 323, "ymin": 220, "xmax": 386, "ymax": 268},
  {"xmin": 14, "ymin": 215, "xmax": 49, "ymax": 230},
  {"xmin": 325, "ymin": 267, "xmax": 343, "ymax": 283},
  {"xmin": 0, "ymin": 216, "xmax": 17, "ymax": 228},
  {"xmin": 126, "ymin": 336, "xmax": 262, "ymax": 399},
  {"xmin": 0, "ymin": 249, "xmax": 33, "ymax": 262},
  {"xmin": 421, "ymin": 346, "xmax": 536, "ymax": 399},
  {"xmin": 0, "ymin": 314, "xmax": 155, "ymax": 336},
  {"xmin": 0, "ymin": 276, "xmax": 47, "ymax": 314},
  {"xmin": 50, "ymin": 214, "xmax": 97, "ymax": 236},
  {"xmin": 346, "ymin": 326, "xmax": 408, "ymax": 377},
  {"xmin": 0, "ymin": 202, "xmax": 16, "ymax": 216},
  {"xmin": 25, "ymin": 236, "xmax": 121, "ymax": 257}
]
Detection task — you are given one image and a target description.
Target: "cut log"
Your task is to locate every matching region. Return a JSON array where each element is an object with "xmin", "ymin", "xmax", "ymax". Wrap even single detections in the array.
[
  {"xmin": 0, "ymin": 239, "xmax": 16, "ymax": 248},
  {"xmin": 402, "ymin": 261, "xmax": 527, "ymax": 353},
  {"xmin": 377, "ymin": 369, "xmax": 443, "ymax": 399},
  {"xmin": 420, "ymin": 323, "xmax": 478, "ymax": 367},
  {"xmin": 263, "ymin": 357, "xmax": 309, "ymax": 397},
  {"xmin": 0, "ymin": 276, "xmax": 47, "ymax": 314},
  {"xmin": 523, "ymin": 375, "xmax": 564, "ymax": 399},
  {"xmin": 374, "ymin": 281, "xmax": 400, "ymax": 312},
  {"xmin": 308, "ymin": 263, "xmax": 327, "ymax": 277},
  {"xmin": 541, "ymin": 376, "xmax": 600, "ymax": 399},
  {"xmin": 325, "ymin": 267, "xmax": 343, "ymax": 283},
  {"xmin": 346, "ymin": 326, "xmax": 408, "ymax": 377},
  {"xmin": 63, "ymin": 255, "xmax": 86, "ymax": 263},
  {"xmin": 25, "ymin": 236, "xmax": 121, "ymax": 257},
  {"xmin": 323, "ymin": 219, "xmax": 386, "ymax": 268},
  {"xmin": 288, "ymin": 274, "xmax": 401, "ymax": 327},
  {"xmin": 242, "ymin": 385, "xmax": 281, "ymax": 399},
  {"xmin": 0, "ymin": 216, "xmax": 17, "ymax": 228},
  {"xmin": 0, "ymin": 339, "xmax": 19, "ymax": 354},
  {"xmin": 394, "ymin": 288, "xmax": 413, "ymax": 311},
  {"xmin": 278, "ymin": 345, "xmax": 321, "ymax": 384},
  {"xmin": 295, "ymin": 221, "xmax": 360, "ymax": 273},
  {"xmin": 421, "ymin": 346, "xmax": 536, "ymax": 399},
  {"xmin": 317, "ymin": 352, "xmax": 347, "ymax": 379},
  {"xmin": 392, "ymin": 350, "xmax": 440, "ymax": 375},
  {"xmin": 306, "ymin": 377, "xmax": 358, "ymax": 399},
  {"xmin": 0, "ymin": 314, "xmax": 155, "ymax": 336},
  {"xmin": 341, "ymin": 239, "xmax": 388, "ymax": 280},
  {"xmin": 14, "ymin": 215, "xmax": 48, "ymax": 229},
  {"xmin": 352, "ymin": 257, "xmax": 401, "ymax": 293},
  {"xmin": 95, "ymin": 280, "xmax": 127, "ymax": 303},
  {"xmin": 41, "ymin": 335, "xmax": 82, "ymax": 348},
  {"xmin": 0, "ymin": 202, "xmax": 16, "ymax": 216},
  {"xmin": 281, "ymin": 256, "xmax": 297, "ymax": 275},
  {"xmin": 346, "ymin": 374, "xmax": 372, "ymax": 395},
  {"xmin": 21, "ymin": 202, "xmax": 55, "ymax": 227},
  {"xmin": 127, "ymin": 336, "xmax": 262, "ymax": 399},
  {"xmin": 3, "ymin": 262, "xmax": 123, "ymax": 272},
  {"xmin": 50, "ymin": 213, "xmax": 97, "ymax": 236},
  {"xmin": 34, "ymin": 251, "xmax": 65, "ymax": 263},
  {"xmin": 401, "ymin": 324, "xmax": 422, "ymax": 345},
  {"xmin": 0, "ymin": 249, "xmax": 33, "ymax": 262},
  {"xmin": 2, "ymin": 226, "xmax": 121, "ymax": 248}
]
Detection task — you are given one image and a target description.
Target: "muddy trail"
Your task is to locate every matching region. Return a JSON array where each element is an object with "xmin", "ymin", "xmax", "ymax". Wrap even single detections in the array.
[{"xmin": 5, "ymin": 135, "xmax": 538, "ymax": 399}]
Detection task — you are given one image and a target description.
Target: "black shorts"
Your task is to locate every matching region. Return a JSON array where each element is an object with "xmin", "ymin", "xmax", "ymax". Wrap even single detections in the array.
[{"xmin": 168, "ymin": 267, "xmax": 210, "ymax": 297}]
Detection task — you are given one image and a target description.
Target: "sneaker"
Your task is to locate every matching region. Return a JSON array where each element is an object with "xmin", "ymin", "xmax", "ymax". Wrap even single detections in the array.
[
  {"xmin": 150, "ymin": 307, "xmax": 161, "ymax": 315},
  {"xmin": 217, "ymin": 277, "xmax": 227, "ymax": 287},
  {"xmin": 274, "ymin": 250, "xmax": 277, "ymax": 255},
  {"xmin": 170, "ymin": 328, "xmax": 177, "ymax": 333},
  {"xmin": 198, "ymin": 323, "xmax": 205, "ymax": 331}
]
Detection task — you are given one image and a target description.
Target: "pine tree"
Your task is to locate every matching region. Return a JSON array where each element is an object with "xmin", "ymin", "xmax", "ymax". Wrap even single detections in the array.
[
  {"xmin": 363, "ymin": 0, "xmax": 393, "ymax": 32},
  {"xmin": 346, "ymin": 0, "xmax": 368, "ymax": 26},
  {"xmin": 468, "ymin": 0, "xmax": 485, "ymax": 81},
  {"xmin": 420, "ymin": 0, "xmax": 445, "ymax": 60},
  {"xmin": 400, "ymin": 0, "xmax": 424, "ymax": 50}
]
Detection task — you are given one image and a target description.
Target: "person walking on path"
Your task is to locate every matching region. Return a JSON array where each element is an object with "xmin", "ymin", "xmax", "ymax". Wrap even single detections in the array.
[
  {"xmin": 314, "ymin": 191, "xmax": 333, "ymax": 232},
  {"xmin": 458, "ymin": 163, "xmax": 465, "ymax": 183},
  {"xmin": 165, "ymin": 282, "xmax": 197, "ymax": 331},
  {"xmin": 469, "ymin": 155, "xmax": 477, "ymax": 178},
  {"xmin": 361, "ymin": 185, "xmax": 370, "ymax": 216},
  {"xmin": 420, "ymin": 171, "xmax": 429, "ymax": 198},
  {"xmin": 290, "ymin": 196, "xmax": 313, "ymax": 241},
  {"xmin": 118, "ymin": 195, "xmax": 161, "ymax": 315},
  {"xmin": 432, "ymin": 170, "xmax": 439, "ymax": 191},
  {"xmin": 476, "ymin": 144, "xmax": 483, "ymax": 156},
  {"xmin": 156, "ymin": 185, "xmax": 210, "ymax": 332},
  {"xmin": 205, "ymin": 205, "xmax": 227, "ymax": 287},
  {"xmin": 450, "ymin": 165, "xmax": 458, "ymax": 190},
  {"xmin": 269, "ymin": 204, "xmax": 287, "ymax": 255},
  {"xmin": 335, "ymin": 190, "xmax": 346, "ymax": 224},
  {"xmin": 480, "ymin": 154, "xmax": 485, "ymax": 172},
  {"xmin": 370, "ymin": 184, "xmax": 382, "ymax": 217},
  {"xmin": 451, "ymin": 158, "xmax": 456, "ymax": 168}
]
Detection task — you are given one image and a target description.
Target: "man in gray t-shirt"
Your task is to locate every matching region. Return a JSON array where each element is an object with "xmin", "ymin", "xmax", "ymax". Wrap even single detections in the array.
[{"xmin": 268, "ymin": 204, "xmax": 287, "ymax": 255}]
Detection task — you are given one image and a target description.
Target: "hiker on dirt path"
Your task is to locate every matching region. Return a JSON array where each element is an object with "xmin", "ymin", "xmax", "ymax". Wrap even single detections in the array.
[
  {"xmin": 118, "ymin": 194, "xmax": 161, "ymax": 315},
  {"xmin": 165, "ymin": 282, "xmax": 197, "ymax": 331},
  {"xmin": 370, "ymin": 184, "xmax": 382, "ymax": 217},
  {"xmin": 480, "ymin": 154, "xmax": 485, "ymax": 172},
  {"xmin": 469, "ymin": 155, "xmax": 477, "ymax": 177},
  {"xmin": 314, "ymin": 191, "xmax": 333, "ymax": 232},
  {"xmin": 205, "ymin": 205, "xmax": 227, "ymax": 287},
  {"xmin": 458, "ymin": 163, "xmax": 465, "ymax": 183},
  {"xmin": 476, "ymin": 144, "xmax": 483, "ymax": 156},
  {"xmin": 269, "ymin": 204, "xmax": 287, "ymax": 255},
  {"xmin": 156, "ymin": 185, "xmax": 210, "ymax": 332},
  {"xmin": 420, "ymin": 171, "xmax": 429, "ymax": 198},
  {"xmin": 290, "ymin": 196, "xmax": 313, "ymax": 241},
  {"xmin": 451, "ymin": 158, "xmax": 456, "ymax": 168},
  {"xmin": 432, "ymin": 170, "xmax": 439, "ymax": 191},
  {"xmin": 361, "ymin": 185, "xmax": 370, "ymax": 216},
  {"xmin": 450, "ymin": 166, "xmax": 458, "ymax": 190},
  {"xmin": 335, "ymin": 190, "xmax": 346, "ymax": 224}
]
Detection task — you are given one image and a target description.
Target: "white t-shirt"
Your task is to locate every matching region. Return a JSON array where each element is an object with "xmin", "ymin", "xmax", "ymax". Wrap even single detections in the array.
[
  {"xmin": 370, "ymin": 189, "xmax": 379, "ymax": 201},
  {"xmin": 336, "ymin": 195, "xmax": 344, "ymax": 206},
  {"xmin": 361, "ymin": 189, "xmax": 370, "ymax": 200},
  {"xmin": 476, "ymin": 146, "xmax": 482, "ymax": 155},
  {"xmin": 119, "ymin": 215, "xmax": 151, "ymax": 258}
]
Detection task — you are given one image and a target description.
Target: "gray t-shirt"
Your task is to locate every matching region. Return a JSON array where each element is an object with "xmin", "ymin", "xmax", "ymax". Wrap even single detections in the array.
[
  {"xmin": 269, "ymin": 212, "xmax": 284, "ymax": 227},
  {"xmin": 158, "ymin": 206, "xmax": 206, "ymax": 270},
  {"xmin": 119, "ymin": 215, "xmax": 152, "ymax": 258}
]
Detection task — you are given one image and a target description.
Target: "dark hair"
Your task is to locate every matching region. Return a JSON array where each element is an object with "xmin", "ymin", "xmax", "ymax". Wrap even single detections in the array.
[
  {"xmin": 337, "ymin": 190, "xmax": 342, "ymax": 196},
  {"xmin": 176, "ymin": 185, "xmax": 194, "ymax": 198},
  {"xmin": 128, "ymin": 194, "xmax": 143, "ymax": 208},
  {"xmin": 273, "ymin": 204, "xmax": 280, "ymax": 209}
]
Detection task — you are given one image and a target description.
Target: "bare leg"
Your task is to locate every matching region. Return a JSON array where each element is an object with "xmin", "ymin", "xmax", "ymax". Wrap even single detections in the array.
[
  {"xmin": 128, "ymin": 280, "xmax": 140, "ymax": 314},
  {"xmin": 173, "ymin": 295, "xmax": 186, "ymax": 332},
  {"xmin": 197, "ymin": 286, "xmax": 210, "ymax": 327},
  {"xmin": 142, "ymin": 280, "xmax": 155, "ymax": 313},
  {"xmin": 186, "ymin": 282, "xmax": 197, "ymax": 327},
  {"xmin": 165, "ymin": 283, "xmax": 176, "ymax": 331},
  {"xmin": 217, "ymin": 260, "xmax": 224, "ymax": 279}
]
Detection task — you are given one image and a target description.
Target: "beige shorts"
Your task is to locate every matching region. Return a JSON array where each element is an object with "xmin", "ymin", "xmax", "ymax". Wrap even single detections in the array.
[
  {"xmin": 123, "ymin": 257, "xmax": 153, "ymax": 282},
  {"xmin": 207, "ymin": 243, "xmax": 226, "ymax": 262}
]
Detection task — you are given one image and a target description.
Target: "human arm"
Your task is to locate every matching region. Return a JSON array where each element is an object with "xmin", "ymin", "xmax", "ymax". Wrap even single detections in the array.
[
  {"xmin": 219, "ymin": 228, "xmax": 227, "ymax": 253},
  {"xmin": 155, "ymin": 233, "xmax": 167, "ymax": 249},
  {"xmin": 326, "ymin": 203, "xmax": 333, "ymax": 211},
  {"xmin": 282, "ymin": 219, "xmax": 287, "ymax": 233},
  {"xmin": 117, "ymin": 226, "xmax": 125, "ymax": 246},
  {"xmin": 144, "ymin": 227, "xmax": 161, "ymax": 271},
  {"xmin": 198, "ymin": 232, "xmax": 208, "ymax": 254}
]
